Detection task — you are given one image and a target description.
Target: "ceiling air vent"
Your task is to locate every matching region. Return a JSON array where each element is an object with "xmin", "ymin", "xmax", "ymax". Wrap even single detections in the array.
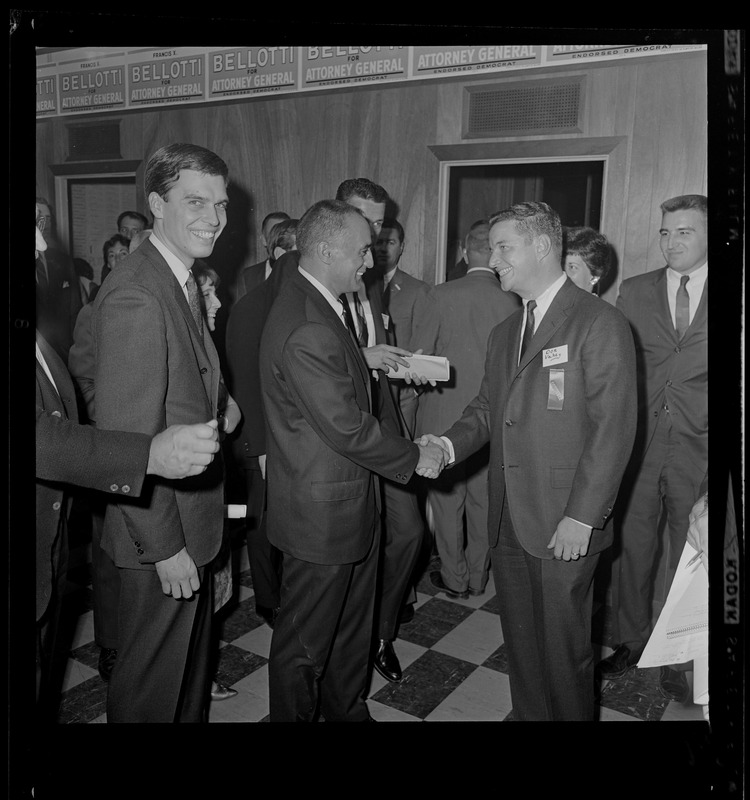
[
  {"xmin": 464, "ymin": 77, "xmax": 584, "ymax": 138},
  {"xmin": 67, "ymin": 121, "xmax": 122, "ymax": 161}
]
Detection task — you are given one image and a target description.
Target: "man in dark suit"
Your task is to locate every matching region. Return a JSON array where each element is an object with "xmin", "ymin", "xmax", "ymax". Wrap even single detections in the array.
[
  {"xmin": 335, "ymin": 180, "xmax": 430, "ymax": 684},
  {"xmin": 235, "ymin": 210, "xmax": 290, "ymax": 300},
  {"xmin": 596, "ymin": 194, "xmax": 708, "ymax": 702},
  {"xmin": 373, "ymin": 217, "xmax": 432, "ymax": 437},
  {"xmin": 35, "ymin": 198, "xmax": 83, "ymax": 361},
  {"xmin": 91, "ymin": 143, "xmax": 230, "ymax": 722},
  {"xmin": 260, "ymin": 200, "xmax": 444, "ymax": 722},
  {"xmin": 413, "ymin": 220, "xmax": 520, "ymax": 598},
  {"xmin": 421, "ymin": 201, "xmax": 637, "ymax": 720},
  {"xmin": 224, "ymin": 257, "xmax": 299, "ymax": 627},
  {"xmin": 34, "ymin": 218, "xmax": 221, "ymax": 721}
]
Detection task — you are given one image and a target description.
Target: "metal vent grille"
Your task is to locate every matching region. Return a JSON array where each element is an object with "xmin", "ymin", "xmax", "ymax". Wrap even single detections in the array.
[
  {"xmin": 466, "ymin": 79, "xmax": 583, "ymax": 137},
  {"xmin": 67, "ymin": 122, "xmax": 122, "ymax": 161}
]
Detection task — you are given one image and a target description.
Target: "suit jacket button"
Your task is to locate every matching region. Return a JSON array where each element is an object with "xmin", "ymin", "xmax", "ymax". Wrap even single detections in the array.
[
  {"xmin": 51, "ymin": 410, "xmax": 62, "ymax": 417},
  {"xmin": 504, "ymin": 419, "xmax": 513, "ymax": 426},
  {"xmin": 200, "ymin": 367, "xmax": 208, "ymax": 374},
  {"xmin": 52, "ymin": 501, "xmax": 61, "ymax": 510},
  {"xmin": 110, "ymin": 484, "xmax": 119, "ymax": 492},
  {"xmin": 137, "ymin": 548, "xmax": 144, "ymax": 555},
  {"xmin": 121, "ymin": 485, "xmax": 130, "ymax": 494}
]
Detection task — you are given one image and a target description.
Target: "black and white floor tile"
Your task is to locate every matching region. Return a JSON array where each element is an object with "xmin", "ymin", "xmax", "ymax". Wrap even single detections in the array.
[{"xmin": 55, "ymin": 528, "xmax": 706, "ymax": 724}]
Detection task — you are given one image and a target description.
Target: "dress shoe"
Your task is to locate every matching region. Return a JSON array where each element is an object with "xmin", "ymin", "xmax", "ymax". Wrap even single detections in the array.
[
  {"xmin": 97, "ymin": 647, "xmax": 118, "ymax": 682},
  {"xmin": 373, "ymin": 639, "xmax": 402, "ymax": 682},
  {"xmin": 595, "ymin": 644, "xmax": 641, "ymax": 680},
  {"xmin": 430, "ymin": 571, "xmax": 469, "ymax": 600},
  {"xmin": 210, "ymin": 681, "xmax": 239, "ymax": 701},
  {"xmin": 659, "ymin": 667, "xmax": 690, "ymax": 703},
  {"xmin": 257, "ymin": 605, "xmax": 279, "ymax": 629},
  {"xmin": 468, "ymin": 586, "xmax": 486, "ymax": 597},
  {"xmin": 398, "ymin": 603, "xmax": 415, "ymax": 625}
]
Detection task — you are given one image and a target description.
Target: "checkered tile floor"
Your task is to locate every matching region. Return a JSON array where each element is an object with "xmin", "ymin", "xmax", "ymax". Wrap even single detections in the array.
[{"xmin": 55, "ymin": 528, "xmax": 706, "ymax": 724}]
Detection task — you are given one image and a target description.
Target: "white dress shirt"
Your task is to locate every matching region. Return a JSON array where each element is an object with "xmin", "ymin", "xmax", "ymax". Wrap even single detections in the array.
[{"xmin": 149, "ymin": 233, "xmax": 192, "ymax": 302}]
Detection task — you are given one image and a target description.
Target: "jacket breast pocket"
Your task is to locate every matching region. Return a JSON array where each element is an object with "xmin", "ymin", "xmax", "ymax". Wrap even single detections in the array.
[{"xmin": 311, "ymin": 479, "xmax": 364, "ymax": 502}]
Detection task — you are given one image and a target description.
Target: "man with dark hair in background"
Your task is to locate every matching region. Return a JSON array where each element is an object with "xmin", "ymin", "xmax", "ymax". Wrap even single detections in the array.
[
  {"xmin": 35, "ymin": 197, "xmax": 83, "ymax": 361},
  {"xmin": 335, "ymin": 179, "xmax": 429, "ymax": 685},
  {"xmin": 235, "ymin": 210, "xmax": 291, "ymax": 299},
  {"xmin": 117, "ymin": 210, "xmax": 150, "ymax": 240},
  {"xmin": 597, "ymin": 194, "xmax": 708, "ymax": 703}
]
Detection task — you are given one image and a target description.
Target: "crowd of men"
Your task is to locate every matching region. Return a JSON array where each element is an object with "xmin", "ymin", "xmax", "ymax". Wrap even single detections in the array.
[{"xmin": 35, "ymin": 140, "xmax": 708, "ymax": 723}]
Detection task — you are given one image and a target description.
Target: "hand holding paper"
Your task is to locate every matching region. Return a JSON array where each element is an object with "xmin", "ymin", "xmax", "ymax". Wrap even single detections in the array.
[{"xmin": 389, "ymin": 352, "xmax": 450, "ymax": 383}]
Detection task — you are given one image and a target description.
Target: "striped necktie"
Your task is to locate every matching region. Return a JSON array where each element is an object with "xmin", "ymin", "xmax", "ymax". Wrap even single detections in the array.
[{"xmin": 186, "ymin": 271, "xmax": 204, "ymax": 336}]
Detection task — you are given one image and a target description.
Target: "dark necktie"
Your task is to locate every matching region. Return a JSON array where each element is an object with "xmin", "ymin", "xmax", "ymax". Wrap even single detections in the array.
[
  {"xmin": 36, "ymin": 256, "xmax": 49, "ymax": 291},
  {"xmin": 382, "ymin": 279, "xmax": 392, "ymax": 312},
  {"xmin": 520, "ymin": 299, "xmax": 537, "ymax": 362},
  {"xmin": 675, "ymin": 275, "xmax": 690, "ymax": 339},
  {"xmin": 186, "ymin": 271, "xmax": 204, "ymax": 337}
]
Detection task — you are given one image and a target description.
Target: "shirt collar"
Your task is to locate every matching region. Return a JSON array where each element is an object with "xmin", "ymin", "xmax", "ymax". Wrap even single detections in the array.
[
  {"xmin": 667, "ymin": 261, "xmax": 708, "ymax": 284},
  {"xmin": 149, "ymin": 232, "xmax": 192, "ymax": 288},
  {"xmin": 298, "ymin": 265, "xmax": 348, "ymax": 323}
]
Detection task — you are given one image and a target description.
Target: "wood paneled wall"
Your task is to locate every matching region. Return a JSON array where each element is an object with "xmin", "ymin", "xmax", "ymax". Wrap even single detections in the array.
[{"xmin": 36, "ymin": 51, "xmax": 707, "ymax": 302}]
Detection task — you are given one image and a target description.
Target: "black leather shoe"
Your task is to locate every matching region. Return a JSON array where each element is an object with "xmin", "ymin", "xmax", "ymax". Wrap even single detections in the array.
[
  {"xmin": 97, "ymin": 648, "xmax": 118, "ymax": 682},
  {"xmin": 468, "ymin": 586, "xmax": 486, "ymax": 597},
  {"xmin": 430, "ymin": 571, "xmax": 469, "ymax": 599},
  {"xmin": 210, "ymin": 681, "xmax": 239, "ymax": 701},
  {"xmin": 373, "ymin": 639, "xmax": 402, "ymax": 682},
  {"xmin": 595, "ymin": 644, "xmax": 641, "ymax": 680},
  {"xmin": 659, "ymin": 667, "xmax": 690, "ymax": 703},
  {"xmin": 257, "ymin": 605, "xmax": 280, "ymax": 629}
]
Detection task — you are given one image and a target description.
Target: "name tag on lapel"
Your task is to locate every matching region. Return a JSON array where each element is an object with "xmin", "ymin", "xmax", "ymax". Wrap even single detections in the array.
[
  {"xmin": 543, "ymin": 345, "xmax": 568, "ymax": 367},
  {"xmin": 382, "ymin": 313, "xmax": 390, "ymax": 330}
]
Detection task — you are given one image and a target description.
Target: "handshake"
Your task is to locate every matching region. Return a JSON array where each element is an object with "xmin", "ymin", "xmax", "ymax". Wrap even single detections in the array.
[{"xmin": 415, "ymin": 433, "xmax": 451, "ymax": 479}]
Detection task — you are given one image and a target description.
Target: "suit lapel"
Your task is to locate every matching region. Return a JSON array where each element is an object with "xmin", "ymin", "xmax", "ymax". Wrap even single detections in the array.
[{"xmin": 516, "ymin": 280, "xmax": 576, "ymax": 373}]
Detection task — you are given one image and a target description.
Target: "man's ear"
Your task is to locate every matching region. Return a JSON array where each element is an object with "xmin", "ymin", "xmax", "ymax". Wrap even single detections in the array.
[
  {"xmin": 317, "ymin": 239, "xmax": 333, "ymax": 264},
  {"xmin": 535, "ymin": 233, "xmax": 552, "ymax": 261},
  {"xmin": 148, "ymin": 191, "xmax": 164, "ymax": 220}
]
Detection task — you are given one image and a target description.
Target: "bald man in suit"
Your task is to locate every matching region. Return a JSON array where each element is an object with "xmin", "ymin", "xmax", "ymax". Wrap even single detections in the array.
[{"xmin": 260, "ymin": 199, "xmax": 444, "ymax": 721}]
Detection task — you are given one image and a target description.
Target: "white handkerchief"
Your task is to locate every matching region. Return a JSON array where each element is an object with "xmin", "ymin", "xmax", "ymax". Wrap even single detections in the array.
[{"xmin": 543, "ymin": 345, "xmax": 568, "ymax": 367}]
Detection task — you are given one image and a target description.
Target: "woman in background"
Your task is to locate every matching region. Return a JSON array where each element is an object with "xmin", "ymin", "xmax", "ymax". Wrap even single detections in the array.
[{"xmin": 562, "ymin": 226, "xmax": 612, "ymax": 294}]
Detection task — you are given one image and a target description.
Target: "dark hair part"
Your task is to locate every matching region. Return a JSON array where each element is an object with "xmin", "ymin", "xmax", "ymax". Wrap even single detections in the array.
[
  {"xmin": 335, "ymin": 178, "xmax": 389, "ymax": 205},
  {"xmin": 192, "ymin": 261, "xmax": 221, "ymax": 289},
  {"xmin": 268, "ymin": 218, "xmax": 298, "ymax": 260},
  {"xmin": 262, "ymin": 211, "xmax": 290, "ymax": 229},
  {"xmin": 144, "ymin": 143, "xmax": 229, "ymax": 200},
  {"xmin": 562, "ymin": 226, "xmax": 612, "ymax": 280},
  {"xmin": 380, "ymin": 218, "xmax": 404, "ymax": 242},
  {"xmin": 489, "ymin": 201, "xmax": 562, "ymax": 252},
  {"xmin": 102, "ymin": 233, "xmax": 131, "ymax": 265},
  {"xmin": 660, "ymin": 194, "xmax": 707, "ymax": 220},
  {"xmin": 117, "ymin": 210, "xmax": 150, "ymax": 229},
  {"xmin": 296, "ymin": 200, "xmax": 365, "ymax": 257}
]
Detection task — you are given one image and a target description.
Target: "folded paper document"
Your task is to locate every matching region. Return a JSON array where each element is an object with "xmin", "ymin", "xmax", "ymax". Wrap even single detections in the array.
[{"xmin": 388, "ymin": 354, "xmax": 450, "ymax": 382}]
